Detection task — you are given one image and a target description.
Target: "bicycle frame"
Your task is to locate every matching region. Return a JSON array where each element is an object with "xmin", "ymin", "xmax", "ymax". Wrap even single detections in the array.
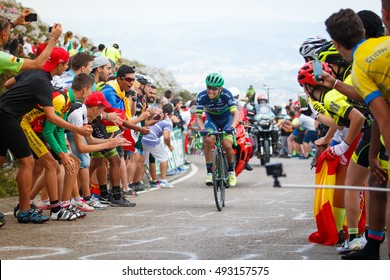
[{"xmin": 209, "ymin": 131, "xmax": 229, "ymax": 211}]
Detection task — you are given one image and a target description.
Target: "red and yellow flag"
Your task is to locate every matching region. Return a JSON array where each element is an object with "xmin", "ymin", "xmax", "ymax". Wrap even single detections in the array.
[{"xmin": 308, "ymin": 152, "xmax": 339, "ymax": 245}]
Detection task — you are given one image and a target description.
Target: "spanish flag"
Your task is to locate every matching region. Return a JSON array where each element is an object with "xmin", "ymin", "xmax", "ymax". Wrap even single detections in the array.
[
  {"xmin": 308, "ymin": 135, "xmax": 366, "ymax": 245},
  {"xmin": 308, "ymin": 152, "xmax": 339, "ymax": 245}
]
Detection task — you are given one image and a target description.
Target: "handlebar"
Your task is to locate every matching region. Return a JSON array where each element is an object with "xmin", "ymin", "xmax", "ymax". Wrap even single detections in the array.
[{"xmin": 201, "ymin": 130, "xmax": 237, "ymax": 147}]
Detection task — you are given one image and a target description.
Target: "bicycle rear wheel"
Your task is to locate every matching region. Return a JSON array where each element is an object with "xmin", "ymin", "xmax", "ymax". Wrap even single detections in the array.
[
  {"xmin": 1, "ymin": 150, "xmax": 15, "ymax": 173},
  {"xmin": 212, "ymin": 148, "xmax": 225, "ymax": 211}
]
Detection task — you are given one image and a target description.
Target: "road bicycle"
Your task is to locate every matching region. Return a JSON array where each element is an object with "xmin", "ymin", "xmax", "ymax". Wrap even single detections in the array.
[
  {"xmin": 187, "ymin": 130, "xmax": 203, "ymax": 155},
  {"xmin": 1, "ymin": 150, "xmax": 15, "ymax": 174},
  {"xmin": 207, "ymin": 130, "xmax": 236, "ymax": 211}
]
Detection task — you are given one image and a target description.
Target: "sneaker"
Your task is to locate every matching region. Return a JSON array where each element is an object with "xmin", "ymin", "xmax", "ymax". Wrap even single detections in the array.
[
  {"xmin": 72, "ymin": 199, "xmax": 94, "ymax": 212},
  {"xmin": 177, "ymin": 166, "xmax": 189, "ymax": 172},
  {"xmin": 0, "ymin": 212, "xmax": 6, "ymax": 228},
  {"xmin": 109, "ymin": 196, "xmax": 136, "ymax": 207},
  {"xmin": 122, "ymin": 188, "xmax": 136, "ymax": 196},
  {"xmin": 67, "ymin": 205, "xmax": 86, "ymax": 219},
  {"xmin": 50, "ymin": 207, "xmax": 79, "ymax": 221},
  {"xmin": 17, "ymin": 209, "xmax": 49, "ymax": 224},
  {"xmin": 150, "ymin": 180, "xmax": 160, "ymax": 188},
  {"xmin": 159, "ymin": 180, "xmax": 173, "ymax": 188},
  {"xmin": 176, "ymin": 167, "xmax": 185, "ymax": 173},
  {"xmin": 99, "ymin": 193, "xmax": 112, "ymax": 204},
  {"xmin": 131, "ymin": 182, "xmax": 147, "ymax": 192},
  {"xmin": 341, "ymin": 247, "xmax": 380, "ymax": 260},
  {"xmin": 167, "ymin": 169, "xmax": 179, "ymax": 176},
  {"xmin": 36, "ymin": 200, "xmax": 51, "ymax": 210},
  {"xmin": 337, "ymin": 235, "xmax": 367, "ymax": 253},
  {"xmin": 14, "ymin": 203, "xmax": 43, "ymax": 218},
  {"xmin": 244, "ymin": 162, "xmax": 253, "ymax": 171},
  {"xmin": 228, "ymin": 171, "xmax": 237, "ymax": 187},
  {"xmin": 86, "ymin": 196, "xmax": 108, "ymax": 210},
  {"xmin": 204, "ymin": 173, "xmax": 213, "ymax": 186},
  {"xmin": 337, "ymin": 230, "xmax": 346, "ymax": 245}
]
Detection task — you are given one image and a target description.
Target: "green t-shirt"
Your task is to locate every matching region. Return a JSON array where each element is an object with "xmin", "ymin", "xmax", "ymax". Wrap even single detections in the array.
[
  {"xmin": 246, "ymin": 88, "xmax": 255, "ymax": 98},
  {"xmin": 0, "ymin": 51, "xmax": 24, "ymax": 75}
]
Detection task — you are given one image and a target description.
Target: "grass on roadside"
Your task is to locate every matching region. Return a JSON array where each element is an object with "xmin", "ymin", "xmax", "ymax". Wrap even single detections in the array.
[{"xmin": 0, "ymin": 169, "xmax": 18, "ymax": 198}]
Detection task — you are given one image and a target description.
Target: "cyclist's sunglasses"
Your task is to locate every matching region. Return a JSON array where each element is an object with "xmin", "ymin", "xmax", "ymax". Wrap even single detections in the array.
[
  {"xmin": 120, "ymin": 76, "xmax": 135, "ymax": 83},
  {"xmin": 207, "ymin": 86, "xmax": 221, "ymax": 91}
]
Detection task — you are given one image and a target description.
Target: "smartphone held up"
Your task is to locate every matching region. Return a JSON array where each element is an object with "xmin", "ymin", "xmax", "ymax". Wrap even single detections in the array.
[
  {"xmin": 312, "ymin": 60, "xmax": 323, "ymax": 83},
  {"xmin": 25, "ymin": 13, "xmax": 38, "ymax": 22},
  {"xmin": 298, "ymin": 93, "xmax": 308, "ymax": 111}
]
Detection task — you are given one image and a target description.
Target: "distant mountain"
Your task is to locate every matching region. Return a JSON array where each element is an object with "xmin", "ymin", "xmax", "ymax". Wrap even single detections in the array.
[
  {"xmin": 3, "ymin": 0, "xmax": 331, "ymax": 105},
  {"xmin": 107, "ymin": 19, "xmax": 329, "ymax": 105}
]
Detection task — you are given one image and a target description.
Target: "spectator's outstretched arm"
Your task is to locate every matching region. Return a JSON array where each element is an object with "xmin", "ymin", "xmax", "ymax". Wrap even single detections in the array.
[
  {"xmin": 21, "ymin": 23, "xmax": 62, "ymax": 71},
  {"xmin": 43, "ymin": 106, "xmax": 92, "ymax": 137},
  {"xmin": 11, "ymin": 9, "xmax": 32, "ymax": 27}
]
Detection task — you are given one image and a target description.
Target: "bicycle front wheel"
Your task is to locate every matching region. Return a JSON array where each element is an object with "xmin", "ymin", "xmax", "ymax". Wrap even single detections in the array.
[{"xmin": 212, "ymin": 148, "xmax": 225, "ymax": 211}]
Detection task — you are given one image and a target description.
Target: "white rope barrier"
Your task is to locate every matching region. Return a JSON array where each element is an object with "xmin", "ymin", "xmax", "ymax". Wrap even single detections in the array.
[{"xmin": 280, "ymin": 183, "xmax": 390, "ymax": 192}]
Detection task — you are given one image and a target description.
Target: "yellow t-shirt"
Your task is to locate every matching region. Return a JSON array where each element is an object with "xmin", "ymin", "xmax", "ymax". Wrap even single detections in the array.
[
  {"xmin": 352, "ymin": 36, "xmax": 390, "ymax": 105},
  {"xmin": 102, "ymin": 47, "xmax": 121, "ymax": 64}
]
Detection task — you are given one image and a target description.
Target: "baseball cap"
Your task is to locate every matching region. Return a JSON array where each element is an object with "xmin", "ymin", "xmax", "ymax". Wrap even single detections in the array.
[
  {"xmin": 112, "ymin": 43, "xmax": 119, "ymax": 49},
  {"xmin": 42, "ymin": 47, "xmax": 70, "ymax": 72},
  {"xmin": 92, "ymin": 56, "xmax": 110, "ymax": 70},
  {"xmin": 84, "ymin": 91, "xmax": 111, "ymax": 108}
]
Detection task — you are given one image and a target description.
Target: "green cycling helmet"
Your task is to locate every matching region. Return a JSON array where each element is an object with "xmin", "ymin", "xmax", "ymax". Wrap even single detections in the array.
[
  {"xmin": 205, "ymin": 72, "xmax": 224, "ymax": 87},
  {"xmin": 317, "ymin": 42, "xmax": 350, "ymax": 68}
]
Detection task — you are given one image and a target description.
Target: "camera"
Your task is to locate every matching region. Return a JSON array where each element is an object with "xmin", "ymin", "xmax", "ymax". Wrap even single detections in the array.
[
  {"xmin": 265, "ymin": 162, "xmax": 283, "ymax": 177},
  {"xmin": 25, "ymin": 13, "xmax": 38, "ymax": 22},
  {"xmin": 265, "ymin": 162, "xmax": 286, "ymax": 187},
  {"xmin": 48, "ymin": 26, "xmax": 53, "ymax": 33},
  {"xmin": 125, "ymin": 89, "xmax": 136, "ymax": 98}
]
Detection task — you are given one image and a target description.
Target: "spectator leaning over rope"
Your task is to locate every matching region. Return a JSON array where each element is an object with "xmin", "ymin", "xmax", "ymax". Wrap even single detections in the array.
[
  {"xmin": 141, "ymin": 103, "xmax": 175, "ymax": 188},
  {"xmin": 0, "ymin": 16, "xmax": 62, "ymax": 227},
  {"xmin": 0, "ymin": 47, "xmax": 93, "ymax": 224}
]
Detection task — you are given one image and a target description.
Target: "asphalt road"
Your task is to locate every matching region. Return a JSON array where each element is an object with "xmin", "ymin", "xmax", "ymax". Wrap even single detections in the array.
[{"xmin": 0, "ymin": 154, "xmax": 388, "ymax": 260}]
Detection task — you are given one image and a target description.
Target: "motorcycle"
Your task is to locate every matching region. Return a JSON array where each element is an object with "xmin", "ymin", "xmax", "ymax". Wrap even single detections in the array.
[{"xmin": 246, "ymin": 103, "xmax": 278, "ymax": 165}]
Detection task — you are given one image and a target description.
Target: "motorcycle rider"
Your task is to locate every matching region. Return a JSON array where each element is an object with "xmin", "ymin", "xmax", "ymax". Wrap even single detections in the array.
[
  {"xmin": 257, "ymin": 93, "xmax": 274, "ymax": 114},
  {"xmin": 196, "ymin": 73, "xmax": 239, "ymax": 187},
  {"xmin": 257, "ymin": 93, "xmax": 279, "ymax": 155}
]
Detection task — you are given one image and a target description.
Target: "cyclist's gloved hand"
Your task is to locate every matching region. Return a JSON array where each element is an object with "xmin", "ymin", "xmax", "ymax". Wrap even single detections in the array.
[
  {"xmin": 329, "ymin": 140, "xmax": 349, "ymax": 156},
  {"xmin": 328, "ymin": 140, "xmax": 349, "ymax": 165},
  {"xmin": 200, "ymin": 129, "xmax": 208, "ymax": 136},
  {"xmin": 224, "ymin": 127, "xmax": 235, "ymax": 134}
]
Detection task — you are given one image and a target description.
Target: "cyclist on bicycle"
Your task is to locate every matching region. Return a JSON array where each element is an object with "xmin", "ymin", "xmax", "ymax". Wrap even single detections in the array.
[{"xmin": 196, "ymin": 73, "xmax": 239, "ymax": 187}]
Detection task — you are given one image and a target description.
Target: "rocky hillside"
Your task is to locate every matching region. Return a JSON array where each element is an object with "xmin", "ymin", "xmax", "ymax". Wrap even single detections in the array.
[{"xmin": 1, "ymin": 0, "xmax": 192, "ymax": 98}]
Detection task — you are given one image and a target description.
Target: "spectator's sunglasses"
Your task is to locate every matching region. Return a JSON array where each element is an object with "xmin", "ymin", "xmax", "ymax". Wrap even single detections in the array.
[
  {"xmin": 120, "ymin": 76, "xmax": 135, "ymax": 83},
  {"xmin": 0, "ymin": 18, "xmax": 11, "ymax": 32}
]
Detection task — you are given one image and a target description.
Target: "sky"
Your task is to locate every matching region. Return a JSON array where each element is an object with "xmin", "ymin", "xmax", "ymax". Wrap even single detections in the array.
[{"xmin": 18, "ymin": 0, "xmax": 383, "ymax": 105}]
